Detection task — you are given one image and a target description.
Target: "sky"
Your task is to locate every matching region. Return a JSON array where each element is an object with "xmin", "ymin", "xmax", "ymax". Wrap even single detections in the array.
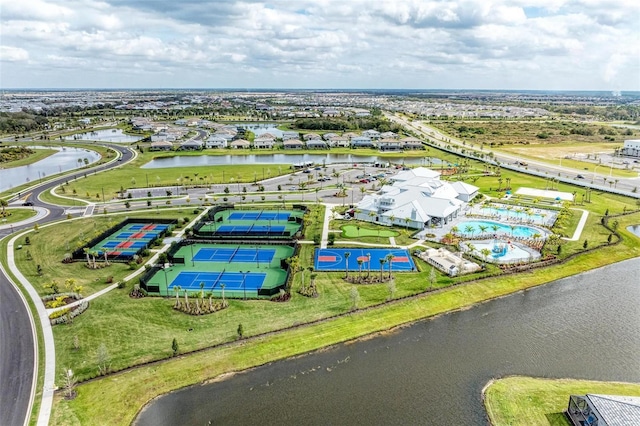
[{"xmin": 1, "ymin": 0, "xmax": 639, "ymax": 90}]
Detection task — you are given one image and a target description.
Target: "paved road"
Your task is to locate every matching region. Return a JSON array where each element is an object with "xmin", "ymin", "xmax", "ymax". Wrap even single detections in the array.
[
  {"xmin": 0, "ymin": 143, "xmax": 134, "ymax": 426},
  {"xmin": 388, "ymin": 114, "xmax": 640, "ymax": 198}
]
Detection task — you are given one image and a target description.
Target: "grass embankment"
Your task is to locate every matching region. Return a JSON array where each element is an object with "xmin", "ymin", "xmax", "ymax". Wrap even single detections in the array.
[
  {"xmin": 484, "ymin": 376, "xmax": 640, "ymax": 426},
  {"xmin": 50, "ymin": 208, "xmax": 640, "ymax": 425},
  {"xmin": 0, "ymin": 208, "xmax": 37, "ymax": 224},
  {"xmin": 0, "ymin": 147, "xmax": 57, "ymax": 168}
]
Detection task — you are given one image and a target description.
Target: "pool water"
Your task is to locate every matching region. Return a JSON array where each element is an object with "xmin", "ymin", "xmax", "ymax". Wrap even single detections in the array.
[
  {"xmin": 464, "ymin": 240, "xmax": 539, "ymax": 263},
  {"xmin": 456, "ymin": 220, "xmax": 545, "ymax": 239}
]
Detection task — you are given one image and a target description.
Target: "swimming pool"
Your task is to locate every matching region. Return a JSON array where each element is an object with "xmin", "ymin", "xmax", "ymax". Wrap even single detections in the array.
[
  {"xmin": 456, "ymin": 220, "xmax": 546, "ymax": 239},
  {"xmin": 463, "ymin": 240, "xmax": 540, "ymax": 263},
  {"xmin": 468, "ymin": 203, "xmax": 557, "ymax": 226}
]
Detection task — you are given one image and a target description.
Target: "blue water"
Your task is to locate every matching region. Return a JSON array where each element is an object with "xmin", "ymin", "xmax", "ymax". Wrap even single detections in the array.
[
  {"xmin": 457, "ymin": 220, "xmax": 543, "ymax": 239},
  {"xmin": 482, "ymin": 206, "xmax": 545, "ymax": 223}
]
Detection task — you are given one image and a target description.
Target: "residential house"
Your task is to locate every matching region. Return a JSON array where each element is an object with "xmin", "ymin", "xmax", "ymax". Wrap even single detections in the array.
[
  {"xmin": 205, "ymin": 136, "xmax": 228, "ymax": 149},
  {"xmin": 303, "ymin": 132, "xmax": 321, "ymax": 141},
  {"xmin": 380, "ymin": 131, "xmax": 398, "ymax": 139},
  {"xmin": 253, "ymin": 137, "xmax": 276, "ymax": 149},
  {"xmin": 329, "ymin": 136, "xmax": 350, "ymax": 148},
  {"xmin": 378, "ymin": 138, "xmax": 403, "ymax": 151},
  {"xmin": 283, "ymin": 139, "xmax": 304, "ymax": 150},
  {"xmin": 179, "ymin": 140, "xmax": 203, "ymax": 151},
  {"xmin": 322, "ymin": 132, "xmax": 339, "ymax": 140},
  {"xmin": 306, "ymin": 140, "xmax": 329, "ymax": 149},
  {"xmin": 351, "ymin": 136, "xmax": 374, "ymax": 148},
  {"xmin": 282, "ymin": 131, "xmax": 300, "ymax": 141},
  {"xmin": 149, "ymin": 141, "xmax": 174, "ymax": 151},
  {"xmin": 323, "ymin": 109, "xmax": 340, "ymax": 117},
  {"xmin": 362, "ymin": 129, "xmax": 381, "ymax": 140},
  {"xmin": 401, "ymin": 137, "xmax": 424, "ymax": 150},
  {"xmin": 230, "ymin": 139, "xmax": 251, "ymax": 149}
]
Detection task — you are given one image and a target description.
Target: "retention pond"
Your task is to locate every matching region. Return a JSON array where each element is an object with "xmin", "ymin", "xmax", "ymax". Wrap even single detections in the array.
[{"xmin": 136, "ymin": 257, "xmax": 640, "ymax": 425}]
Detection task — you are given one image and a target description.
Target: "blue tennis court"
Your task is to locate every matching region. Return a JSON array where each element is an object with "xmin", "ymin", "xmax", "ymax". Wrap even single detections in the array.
[
  {"xmin": 314, "ymin": 248, "xmax": 416, "ymax": 272},
  {"xmin": 228, "ymin": 211, "xmax": 290, "ymax": 221},
  {"xmin": 216, "ymin": 225, "xmax": 286, "ymax": 234},
  {"xmin": 168, "ymin": 271, "xmax": 266, "ymax": 292},
  {"xmin": 192, "ymin": 247, "xmax": 275, "ymax": 263}
]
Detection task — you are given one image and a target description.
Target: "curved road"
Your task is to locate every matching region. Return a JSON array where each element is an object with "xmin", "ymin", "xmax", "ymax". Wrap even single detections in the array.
[{"xmin": 0, "ymin": 144, "xmax": 134, "ymax": 426}]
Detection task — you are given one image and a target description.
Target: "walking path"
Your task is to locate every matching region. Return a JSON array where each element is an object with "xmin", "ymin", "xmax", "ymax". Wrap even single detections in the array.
[
  {"xmin": 320, "ymin": 203, "xmax": 338, "ymax": 248},
  {"xmin": 562, "ymin": 209, "xmax": 589, "ymax": 241}
]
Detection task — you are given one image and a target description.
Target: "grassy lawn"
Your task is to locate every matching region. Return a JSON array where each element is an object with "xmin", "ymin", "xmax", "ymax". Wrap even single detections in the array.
[
  {"xmin": 50, "ymin": 211, "xmax": 640, "ymax": 425},
  {"xmin": 54, "ymin": 150, "xmax": 291, "ymax": 202},
  {"xmin": 341, "ymin": 224, "xmax": 399, "ymax": 238},
  {"xmin": 484, "ymin": 376, "xmax": 640, "ymax": 426},
  {"xmin": 0, "ymin": 148, "xmax": 57, "ymax": 168},
  {"xmin": 9, "ymin": 211, "xmax": 196, "ymax": 298},
  {"xmin": 0, "ymin": 207, "xmax": 37, "ymax": 224}
]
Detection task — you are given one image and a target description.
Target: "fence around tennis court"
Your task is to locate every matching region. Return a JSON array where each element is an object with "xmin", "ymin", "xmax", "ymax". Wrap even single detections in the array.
[
  {"xmin": 191, "ymin": 204, "xmax": 308, "ymax": 240},
  {"xmin": 71, "ymin": 218, "xmax": 178, "ymax": 262}
]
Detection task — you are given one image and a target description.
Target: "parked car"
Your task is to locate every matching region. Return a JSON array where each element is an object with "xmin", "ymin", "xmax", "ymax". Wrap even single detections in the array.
[
  {"xmin": 23, "ymin": 201, "xmax": 34, "ymax": 206},
  {"xmin": 576, "ymin": 174, "xmax": 585, "ymax": 179}
]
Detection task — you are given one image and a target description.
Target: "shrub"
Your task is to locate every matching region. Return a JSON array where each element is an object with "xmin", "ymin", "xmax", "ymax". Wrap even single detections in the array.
[{"xmin": 105, "ymin": 276, "xmax": 114, "ymax": 284}]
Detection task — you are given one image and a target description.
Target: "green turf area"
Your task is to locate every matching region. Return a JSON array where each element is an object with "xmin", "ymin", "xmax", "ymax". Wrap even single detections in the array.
[
  {"xmin": 484, "ymin": 376, "xmax": 640, "ymax": 426},
  {"xmin": 144, "ymin": 243, "xmax": 293, "ymax": 297},
  {"xmin": 9, "ymin": 211, "xmax": 191, "ymax": 297},
  {"xmin": 0, "ymin": 207, "xmax": 37, "ymax": 224},
  {"xmin": 342, "ymin": 224, "xmax": 399, "ymax": 238}
]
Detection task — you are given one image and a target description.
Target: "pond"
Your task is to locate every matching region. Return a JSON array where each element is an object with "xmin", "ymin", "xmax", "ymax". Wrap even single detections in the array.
[
  {"xmin": 64, "ymin": 129, "xmax": 142, "ymax": 143},
  {"xmin": 141, "ymin": 153, "xmax": 446, "ymax": 169},
  {"xmin": 627, "ymin": 224, "xmax": 640, "ymax": 238},
  {"xmin": 0, "ymin": 146, "xmax": 101, "ymax": 192},
  {"xmin": 135, "ymin": 257, "xmax": 640, "ymax": 425}
]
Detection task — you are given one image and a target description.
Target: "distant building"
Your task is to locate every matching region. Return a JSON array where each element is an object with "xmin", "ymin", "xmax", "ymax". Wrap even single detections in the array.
[
  {"xmin": 178, "ymin": 140, "xmax": 203, "ymax": 151},
  {"xmin": 205, "ymin": 136, "xmax": 228, "ymax": 149},
  {"xmin": 230, "ymin": 139, "xmax": 251, "ymax": 149},
  {"xmin": 283, "ymin": 139, "xmax": 304, "ymax": 150},
  {"xmin": 149, "ymin": 141, "xmax": 173, "ymax": 151},
  {"xmin": 619, "ymin": 139, "xmax": 640, "ymax": 157}
]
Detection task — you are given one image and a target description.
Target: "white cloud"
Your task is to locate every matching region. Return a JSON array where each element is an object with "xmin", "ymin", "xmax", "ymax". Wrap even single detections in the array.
[
  {"xmin": 0, "ymin": 0, "xmax": 638, "ymax": 89},
  {"xmin": 0, "ymin": 46, "xmax": 29, "ymax": 62}
]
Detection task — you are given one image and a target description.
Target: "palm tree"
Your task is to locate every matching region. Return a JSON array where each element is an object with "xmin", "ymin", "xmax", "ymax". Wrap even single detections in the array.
[
  {"xmin": 199, "ymin": 282, "xmax": 205, "ymax": 300},
  {"xmin": 464, "ymin": 225, "xmax": 474, "ymax": 238},
  {"xmin": 0, "ymin": 199, "xmax": 7, "ymax": 216},
  {"xmin": 451, "ymin": 225, "xmax": 459, "ymax": 236},
  {"xmin": 220, "ymin": 283, "xmax": 226, "ymax": 305},
  {"xmin": 480, "ymin": 248, "xmax": 491, "ymax": 266},
  {"xmin": 344, "ymin": 251, "xmax": 351, "ymax": 279},
  {"xmin": 386, "ymin": 254, "xmax": 394, "ymax": 280},
  {"xmin": 83, "ymin": 247, "xmax": 91, "ymax": 265},
  {"xmin": 173, "ymin": 285, "xmax": 182, "ymax": 308},
  {"xmin": 389, "ymin": 214, "xmax": 396, "ymax": 226},
  {"xmin": 478, "ymin": 224, "xmax": 488, "ymax": 237},
  {"xmin": 491, "ymin": 224, "xmax": 499, "ymax": 235},
  {"xmin": 357, "ymin": 258, "xmax": 364, "ymax": 281},
  {"xmin": 366, "ymin": 253, "xmax": 371, "ymax": 278},
  {"xmin": 379, "ymin": 258, "xmax": 387, "ymax": 282}
]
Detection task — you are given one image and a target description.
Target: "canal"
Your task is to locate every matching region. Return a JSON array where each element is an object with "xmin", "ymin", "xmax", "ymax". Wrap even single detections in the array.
[{"xmin": 136, "ymin": 257, "xmax": 640, "ymax": 425}]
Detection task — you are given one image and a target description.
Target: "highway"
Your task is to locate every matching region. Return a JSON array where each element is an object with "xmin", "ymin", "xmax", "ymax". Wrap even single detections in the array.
[
  {"xmin": 388, "ymin": 113, "xmax": 640, "ymax": 198},
  {"xmin": 0, "ymin": 143, "xmax": 134, "ymax": 426}
]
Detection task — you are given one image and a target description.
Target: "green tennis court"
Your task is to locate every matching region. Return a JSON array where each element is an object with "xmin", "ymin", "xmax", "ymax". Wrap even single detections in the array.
[
  {"xmin": 142, "ymin": 243, "xmax": 294, "ymax": 298},
  {"xmin": 194, "ymin": 208, "xmax": 304, "ymax": 239}
]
